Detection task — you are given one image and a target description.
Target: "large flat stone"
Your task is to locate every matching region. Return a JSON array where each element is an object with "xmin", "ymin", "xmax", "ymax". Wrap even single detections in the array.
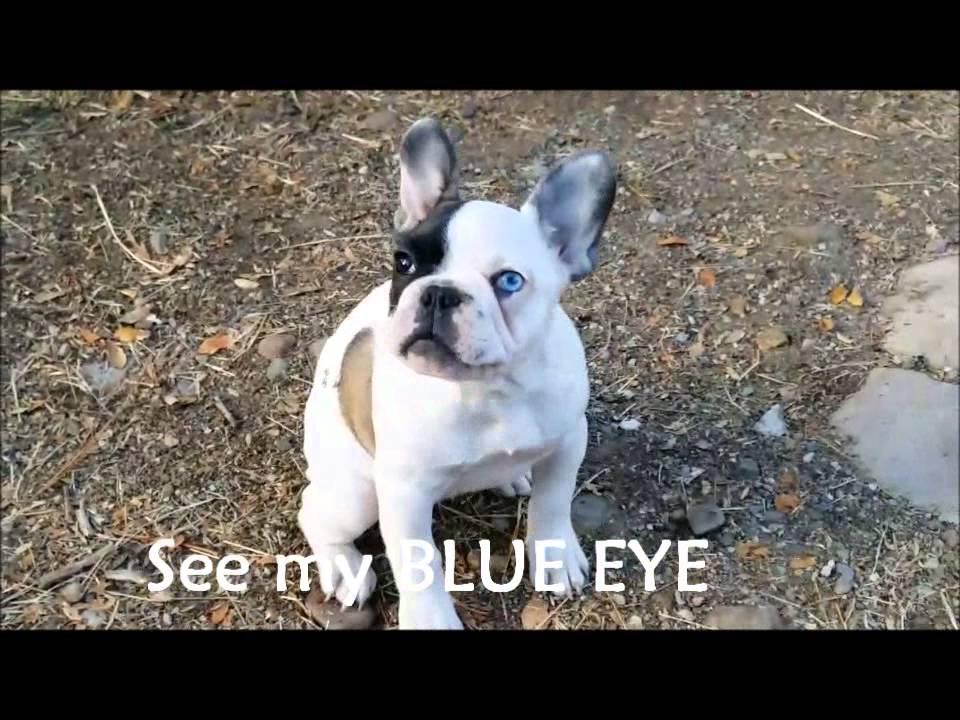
[
  {"xmin": 881, "ymin": 255, "xmax": 959, "ymax": 371},
  {"xmin": 831, "ymin": 368, "xmax": 958, "ymax": 524}
]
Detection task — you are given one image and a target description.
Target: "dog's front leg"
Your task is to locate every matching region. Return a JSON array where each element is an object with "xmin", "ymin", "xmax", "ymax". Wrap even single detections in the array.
[
  {"xmin": 376, "ymin": 470, "xmax": 463, "ymax": 630},
  {"xmin": 526, "ymin": 415, "xmax": 590, "ymax": 595}
]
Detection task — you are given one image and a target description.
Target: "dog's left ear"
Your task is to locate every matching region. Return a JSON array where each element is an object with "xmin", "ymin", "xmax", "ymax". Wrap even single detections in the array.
[{"xmin": 521, "ymin": 150, "xmax": 617, "ymax": 281}]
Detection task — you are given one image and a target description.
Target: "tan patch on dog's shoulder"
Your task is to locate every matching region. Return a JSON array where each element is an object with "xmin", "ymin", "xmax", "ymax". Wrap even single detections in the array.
[{"xmin": 339, "ymin": 327, "xmax": 375, "ymax": 456}]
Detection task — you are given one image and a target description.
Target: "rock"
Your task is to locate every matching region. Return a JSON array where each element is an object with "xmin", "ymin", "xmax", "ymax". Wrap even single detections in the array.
[
  {"xmin": 305, "ymin": 588, "xmax": 376, "ymax": 630},
  {"xmin": 81, "ymin": 609, "xmax": 106, "ymax": 629},
  {"xmin": 149, "ymin": 228, "xmax": 170, "ymax": 256},
  {"xmin": 650, "ymin": 587, "xmax": 675, "ymax": 613},
  {"xmin": 754, "ymin": 404, "xmax": 788, "ymax": 437},
  {"xmin": 309, "ymin": 337, "xmax": 328, "ymax": 359},
  {"xmin": 880, "ymin": 255, "xmax": 958, "ymax": 370},
  {"xmin": 81, "ymin": 361, "xmax": 126, "ymax": 396},
  {"xmin": 669, "ymin": 508, "xmax": 687, "ymax": 522},
  {"xmin": 820, "ymin": 559, "xmax": 836, "ymax": 578},
  {"xmin": 803, "ymin": 452, "xmax": 815, "ymax": 463},
  {"xmin": 833, "ymin": 564, "xmax": 855, "ymax": 595},
  {"xmin": 266, "ymin": 358, "xmax": 289, "ymax": 381},
  {"xmin": 275, "ymin": 435, "xmax": 294, "ymax": 453},
  {"xmin": 830, "ymin": 368, "xmax": 959, "ymax": 524},
  {"xmin": 521, "ymin": 597, "xmax": 551, "ymax": 629},
  {"xmin": 258, "ymin": 333, "xmax": 296, "ymax": 360},
  {"xmin": 738, "ymin": 457, "xmax": 761, "ymax": 481},
  {"xmin": 677, "ymin": 608, "xmax": 695, "ymax": 622},
  {"xmin": 647, "ymin": 209, "xmax": 667, "ymax": 225},
  {"xmin": 728, "ymin": 295, "xmax": 747, "ymax": 316},
  {"xmin": 704, "ymin": 605, "xmax": 783, "ymax": 630},
  {"xmin": 461, "ymin": 99, "xmax": 479, "ymax": 118},
  {"xmin": 691, "ymin": 595, "xmax": 705, "ymax": 607},
  {"xmin": 618, "ymin": 418, "xmax": 641, "ymax": 431},
  {"xmin": 756, "ymin": 326, "xmax": 789, "ymax": 351},
  {"xmin": 673, "ymin": 332, "xmax": 690, "ymax": 347},
  {"xmin": 610, "ymin": 593, "xmax": 627, "ymax": 607},
  {"xmin": 740, "ymin": 384, "xmax": 755, "ymax": 397},
  {"xmin": 626, "ymin": 615, "xmax": 644, "ymax": 629},
  {"xmin": 60, "ymin": 582, "xmax": 84, "ymax": 604},
  {"xmin": 686, "ymin": 500, "xmax": 726, "ymax": 536},
  {"xmin": 943, "ymin": 528, "xmax": 959, "ymax": 549},
  {"xmin": 571, "ymin": 494, "xmax": 623, "ymax": 534},
  {"xmin": 764, "ymin": 510, "xmax": 786, "ymax": 524},
  {"xmin": 361, "ymin": 109, "xmax": 398, "ymax": 132}
]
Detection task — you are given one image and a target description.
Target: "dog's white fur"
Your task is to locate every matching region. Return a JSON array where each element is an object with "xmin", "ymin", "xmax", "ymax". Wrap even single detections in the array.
[{"xmin": 299, "ymin": 118, "xmax": 615, "ymax": 629}]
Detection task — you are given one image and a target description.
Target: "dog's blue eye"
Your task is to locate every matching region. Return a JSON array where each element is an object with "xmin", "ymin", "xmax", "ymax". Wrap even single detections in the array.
[{"xmin": 494, "ymin": 271, "xmax": 525, "ymax": 294}]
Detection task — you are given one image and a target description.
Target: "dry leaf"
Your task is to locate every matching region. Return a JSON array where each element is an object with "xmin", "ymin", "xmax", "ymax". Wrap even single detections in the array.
[
  {"xmin": 875, "ymin": 190, "xmax": 899, "ymax": 207},
  {"xmin": 847, "ymin": 287, "xmax": 864, "ymax": 307},
  {"xmin": 234, "ymin": 278, "xmax": 260, "ymax": 290},
  {"xmin": 34, "ymin": 287, "xmax": 68, "ymax": 303},
  {"xmin": 657, "ymin": 235, "xmax": 688, "ymax": 247},
  {"xmin": 856, "ymin": 231, "xmax": 886, "ymax": 244},
  {"xmin": 756, "ymin": 326, "xmax": 788, "ymax": 351},
  {"xmin": 78, "ymin": 328, "xmax": 101, "ymax": 345},
  {"xmin": 688, "ymin": 340, "xmax": 705, "ymax": 358},
  {"xmin": 734, "ymin": 246, "xmax": 749, "ymax": 258},
  {"xmin": 106, "ymin": 342, "xmax": 127, "ymax": 369},
  {"xmin": 726, "ymin": 329, "xmax": 746, "ymax": 345},
  {"xmin": 775, "ymin": 493, "xmax": 801, "ymax": 512},
  {"xmin": 789, "ymin": 556, "xmax": 817, "ymax": 571},
  {"xmin": 198, "ymin": 333, "xmax": 233, "ymax": 355},
  {"xmin": 830, "ymin": 286, "xmax": 848, "ymax": 305},
  {"xmin": 114, "ymin": 326, "xmax": 147, "ymax": 343},
  {"xmin": 736, "ymin": 542, "xmax": 770, "ymax": 561},
  {"xmin": 119, "ymin": 305, "xmax": 151, "ymax": 325},
  {"xmin": 521, "ymin": 597, "xmax": 551, "ymax": 629},
  {"xmin": 697, "ymin": 268, "xmax": 717, "ymax": 288},
  {"xmin": 727, "ymin": 295, "xmax": 747, "ymax": 316},
  {"xmin": 818, "ymin": 316, "xmax": 835, "ymax": 332},
  {"xmin": 111, "ymin": 91, "xmax": 135, "ymax": 112},
  {"xmin": 209, "ymin": 603, "xmax": 233, "ymax": 627}
]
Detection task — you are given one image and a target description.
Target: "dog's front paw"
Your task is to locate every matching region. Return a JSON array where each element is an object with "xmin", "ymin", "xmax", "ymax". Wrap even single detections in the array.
[
  {"xmin": 526, "ymin": 522, "xmax": 589, "ymax": 596},
  {"xmin": 494, "ymin": 471, "xmax": 532, "ymax": 498},
  {"xmin": 398, "ymin": 589, "xmax": 464, "ymax": 630},
  {"xmin": 314, "ymin": 543, "xmax": 377, "ymax": 607}
]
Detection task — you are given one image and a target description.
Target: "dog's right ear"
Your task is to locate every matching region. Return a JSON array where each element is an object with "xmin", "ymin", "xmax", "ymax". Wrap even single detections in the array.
[{"xmin": 394, "ymin": 118, "xmax": 460, "ymax": 232}]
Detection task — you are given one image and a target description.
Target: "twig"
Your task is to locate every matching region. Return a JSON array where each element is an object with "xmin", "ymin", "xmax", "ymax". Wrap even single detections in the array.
[
  {"xmin": 212, "ymin": 395, "xmax": 237, "ymax": 428},
  {"xmin": 36, "ymin": 544, "xmax": 116, "ymax": 589},
  {"xmin": 849, "ymin": 181, "xmax": 932, "ymax": 189},
  {"xmin": 869, "ymin": 524, "xmax": 887, "ymax": 581},
  {"xmin": 91, "ymin": 184, "xmax": 166, "ymax": 274},
  {"xmin": 1, "ymin": 213, "xmax": 41, "ymax": 244},
  {"xmin": 941, "ymin": 590, "xmax": 958, "ymax": 630},
  {"xmin": 660, "ymin": 612, "xmax": 714, "ymax": 629},
  {"xmin": 794, "ymin": 103, "xmax": 880, "ymax": 141}
]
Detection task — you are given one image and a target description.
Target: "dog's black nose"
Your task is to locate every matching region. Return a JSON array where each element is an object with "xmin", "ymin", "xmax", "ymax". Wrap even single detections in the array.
[{"xmin": 420, "ymin": 285, "xmax": 463, "ymax": 311}]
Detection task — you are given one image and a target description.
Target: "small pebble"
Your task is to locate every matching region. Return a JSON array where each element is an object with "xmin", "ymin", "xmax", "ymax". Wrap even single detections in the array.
[
  {"xmin": 647, "ymin": 209, "xmax": 667, "ymax": 225},
  {"xmin": 610, "ymin": 593, "xmax": 627, "ymax": 607},
  {"xmin": 803, "ymin": 452, "xmax": 815, "ymax": 463},
  {"xmin": 258, "ymin": 333, "xmax": 296, "ymax": 360},
  {"xmin": 833, "ymin": 563, "xmax": 855, "ymax": 595},
  {"xmin": 81, "ymin": 609, "xmax": 107, "ymax": 629},
  {"xmin": 669, "ymin": 508, "xmax": 687, "ymax": 522},
  {"xmin": 686, "ymin": 500, "xmax": 726, "ymax": 536},
  {"xmin": 820, "ymin": 559, "xmax": 836, "ymax": 578},
  {"xmin": 60, "ymin": 582, "xmax": 85, "ymax": 604},
  {"xmin": 461, "ymin": 99, "xmax": 479, "ymax": 119},
  {"xmin": 267, "ymin": 358, "xmax": 289, "ymax": 381},
  {"xmin": 162, "ymin": 612, "xmax": 173, "ymax": 626},
  {"xmin": 677, "ymin": 608, "xmax": 695, "ymax": 622},
  {"xmin": 754, "ymin": 404, "xmax": 788, "ymax": 437},
  {"xmin": 942, "ymin": 528, "xmax": 959, "ymax": 549},
  {"xmin": 619, "ymin": 418, "xmax": 641, "ymax": 431},
  {"xmin": 626, "ymin": 615, "xmax": 643, "ymax": 629},
  {"xmin": 738, "ymin": 457, "xmax": 761, "ymax": 481},
  {"xmin": 276, "ymin": 436, "xmax": 294, "ymax": 453},
  {"xmin": 691, "ymin": 595, "xmax": 705, "ymax": 607},
  {"xmin": 521, "ymin": 597, "xmax": 551, "ymax": 630}
]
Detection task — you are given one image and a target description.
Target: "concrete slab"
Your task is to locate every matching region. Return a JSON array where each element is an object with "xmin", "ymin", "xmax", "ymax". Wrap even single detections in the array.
[
  {"xmin": 831, "ymin": 368, "xmax": 959, "ymax": 524},
  {"xmin": 881, "ymin": 255, "xmax": 959, "ymax": 371}
]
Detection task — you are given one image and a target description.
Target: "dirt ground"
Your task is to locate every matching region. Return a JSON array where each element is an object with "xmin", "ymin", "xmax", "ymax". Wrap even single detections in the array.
[{"xmin": 1, "ymin": 90, "xmax": 958, "ymax": 630}]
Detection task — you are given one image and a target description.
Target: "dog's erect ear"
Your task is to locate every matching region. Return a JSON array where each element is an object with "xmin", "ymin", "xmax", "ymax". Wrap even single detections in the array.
[
  {"xmin": 394, "ymin": 118, "xmax": 460, "ymax": 232},
  {"xmin": 520, "ymin": 150, "xmax": 617, "ymax": 281}
]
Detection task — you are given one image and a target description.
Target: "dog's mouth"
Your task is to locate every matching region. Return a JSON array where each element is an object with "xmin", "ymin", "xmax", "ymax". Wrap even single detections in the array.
[{"xmin": 400, "ymin": 330, "xmax": 460, "ymax": 362}]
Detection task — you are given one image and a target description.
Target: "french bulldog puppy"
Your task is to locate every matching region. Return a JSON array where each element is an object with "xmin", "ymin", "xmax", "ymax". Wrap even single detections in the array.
[{"xmin": 299, "ymin": 117, "xmax": 616, "ymax": 629}]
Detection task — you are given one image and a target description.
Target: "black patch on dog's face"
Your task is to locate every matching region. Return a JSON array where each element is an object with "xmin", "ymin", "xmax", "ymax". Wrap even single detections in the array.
[{"xmin": 388, "ymin": 200, "xmax": 463, "ymax": 311}]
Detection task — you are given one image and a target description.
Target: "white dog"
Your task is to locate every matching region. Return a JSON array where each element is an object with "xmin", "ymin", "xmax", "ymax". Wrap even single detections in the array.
[{"xmin": 298, "ymin": 117, "xmax": 616, "ymax": 629}]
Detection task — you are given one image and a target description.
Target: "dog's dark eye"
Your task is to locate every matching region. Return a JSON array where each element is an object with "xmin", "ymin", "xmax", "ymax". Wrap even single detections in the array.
[{"xmin": 394, "ymin": 251, "xmax": 416, "ymax": 275}]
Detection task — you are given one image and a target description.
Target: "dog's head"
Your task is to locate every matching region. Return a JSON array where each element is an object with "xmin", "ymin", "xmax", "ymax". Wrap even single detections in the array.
[{"xmin": 383, "ymin": 117, "xmax": 616, "ymax": 381}]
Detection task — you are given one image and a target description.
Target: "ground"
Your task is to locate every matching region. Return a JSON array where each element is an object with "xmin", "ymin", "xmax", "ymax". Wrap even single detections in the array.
[{"xmin": 1, "ymin": 90, "xmax": 957, "ymax": 631}]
